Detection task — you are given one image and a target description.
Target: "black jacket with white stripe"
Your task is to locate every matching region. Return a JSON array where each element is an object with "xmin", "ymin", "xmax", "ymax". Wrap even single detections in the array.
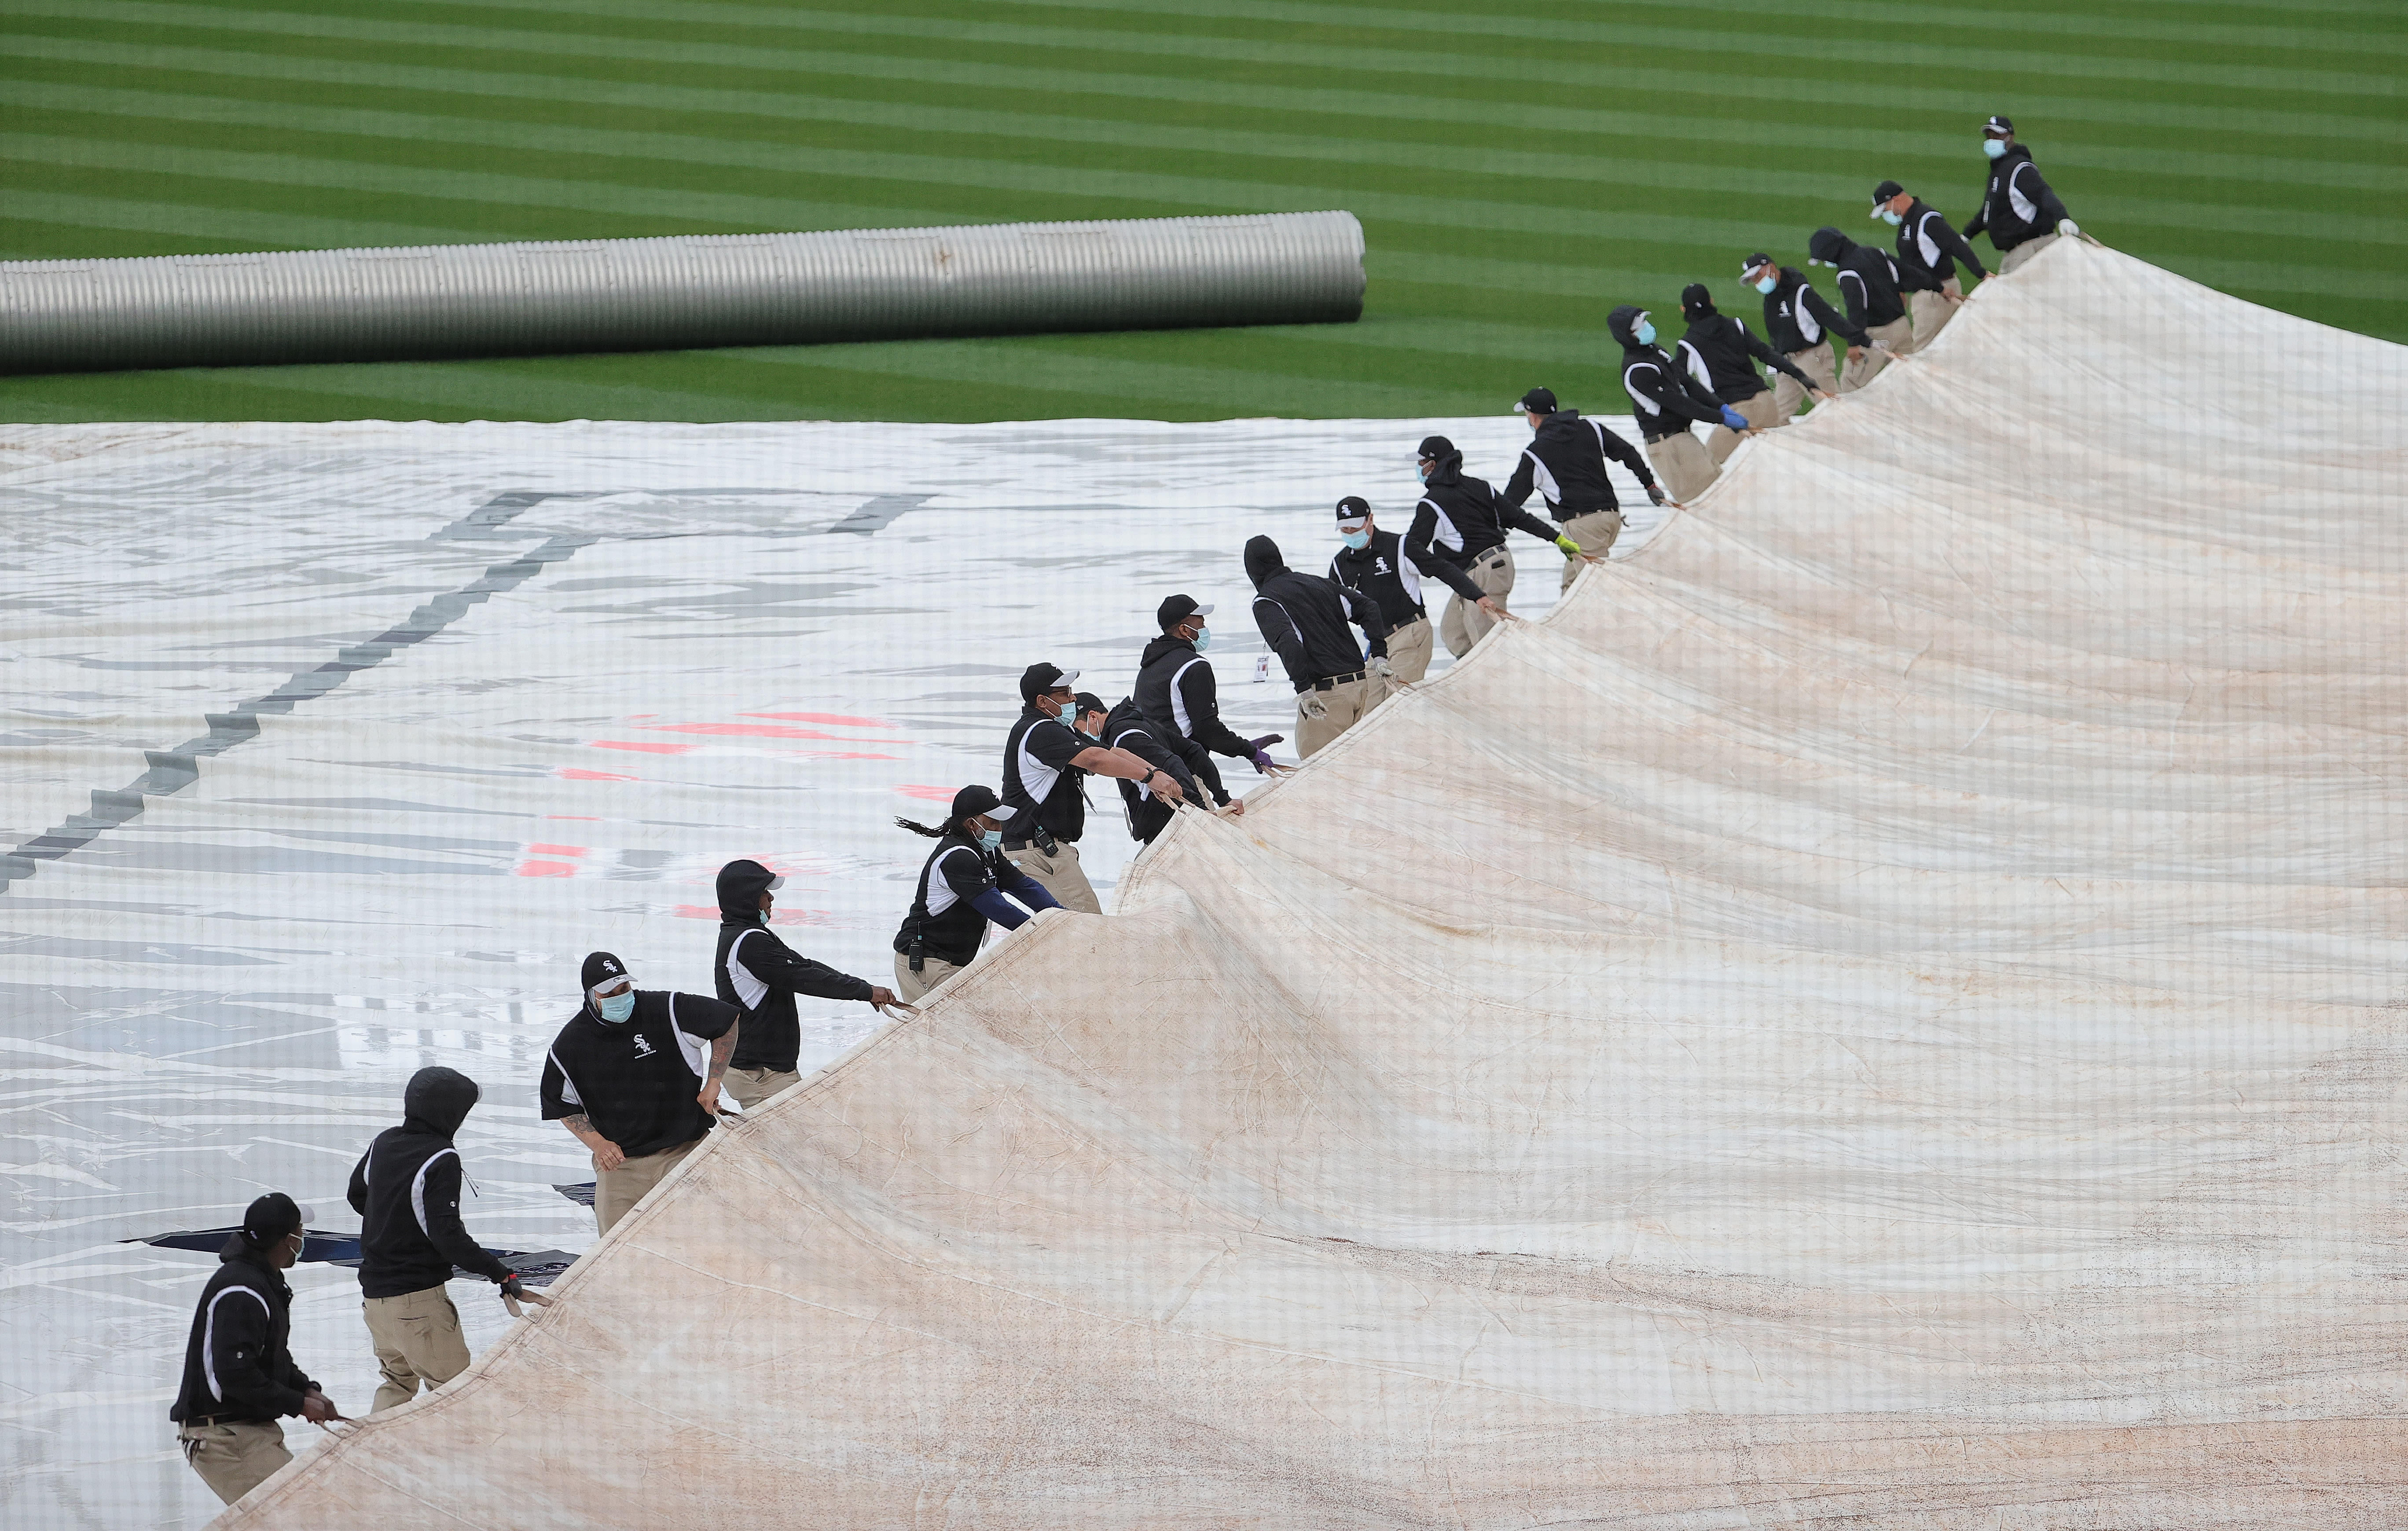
[
  {"xmin": 1893, "ymin": 198, "xmax": 1987, "ymax": 288},
  {"xmin": 1403, "ymin": 446, "xmax": 1560, "ymax": 601},
  {"xmin": 1609, "ymin": 308, "xmax": 1729, "ymax": 444},
  {"xmin": 1136, "ymin": 634, "xmax": 1255, "ymax": 762},
  {"xmin": 714, "ymin": 860, "xmax": 872, "ymax": 1074},
  {"xmin": 1246, "ymin": 537, "xmax": 1388, "ymax": 693},
  {"xmin": 540, "ymin": 991, "xmax": 738, "ymax": 1160},
  {"xmin": 893, "ymin": 830, "xmax": 1056, "ymax": 968},
  {"xmin": 1810, "ymin": 229, "xmax": 1914, "ymax": 327},
  {"xmin": 170, "ymin": 1237, "xmax": 317, "ymax": 1425},
  {"xmin": 1329, "ymin": 527, "xmax": 1426, "ymax": 631},
  {"xmin": 1965, "ymin": 144, "xmax": 2069, "ymax": 254},
  {"xmin": 345, "ymin": 1067, "xmax": 513, "ymax": 1300},
  {"xmin": 1103, "ymin": 695, "xmax": 1211, "ymax": 838},
  {"xmin": 998, "ymin": 704, "xmax": 1094, "ymax": 846},
  {"xmin": 1499, "ymin": 409, "xmax": 1653, "ymax": 519},
  {"xmin": 1678, "ymin": 313, "xmax": 1816, "ymax": 404},
  {"xmin": 1760, "ymin": 267, "xmax": 1868, "ymax": 356}
]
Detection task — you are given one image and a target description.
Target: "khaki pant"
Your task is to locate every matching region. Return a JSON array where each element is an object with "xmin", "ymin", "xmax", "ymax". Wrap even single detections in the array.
[
  {"xmin": 363, "ymin": 1284, "xmax": 469, "ymax": 1415},
  {"xmin": 1770, "ymin": 344, "xmax": 1839, "ymax": 420},
  {"xmin": 1003, "ymin": 838, "xmax": 1100, "ymax": 915},
  {"xmin": 1437, "ymin": 546, "xmax": 1515, "ymax": 658},
  {"xmin": 179, "ymin": 1419, "xmax": 290, "ymax": 1505},
  {"xmin": 723, "ymin": 1065, "xmax": 800, "ymax": 1111},
  {"xmin": 595, "ymin": 1136, "xmax": 701, "ymax": 1234},
  {"xmin": 1909, "ymin": 279, "xmax": 1961, "ymax": 350},
  {"xmin": 1998, "ymin": 234, "xmax": 2056, "ymax": 275},
  {"xmin": 1644, "ymin": 431, "xmax": 1718, "ymax": 504},
  {"xmin": 892, "ymin": 951, "xmax": 962, "ymax": 1004},
  {"xmin": 1296, "ymin": 674, "xmax": 1377, "ymax": 758},
  {"xmin": 1555, "ymin": 510, "xmax": 1622, "ymax": 592},
  {"xmin": 1706, "ymin": 391, "xmax": 1781, "ymax": 464},
  {"xmin": 1382, "ymin": 615, "xmax": 1432, "ymax": 685},
  {"xmin": 1842, "ymin": 318, "xmax": 1913, "ymax": 390}
]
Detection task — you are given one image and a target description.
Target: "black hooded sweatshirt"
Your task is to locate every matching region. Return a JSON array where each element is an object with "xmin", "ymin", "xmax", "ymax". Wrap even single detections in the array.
[
  {"xmin": 1403, "ymin": 437, "xmax": 1561, "ymax": 601},
  {"xmin": 1608, "ymin": 306, "xmax": 1729, "ymax": 443},
  {"xmin": 1965, "ymin": 143, "xmax": 2069, "ymax": 254},
  {"xmin": 715, "ymin": 859, "xmax": 873, "ymax": 1075},
  {"xmin": 1103, "ymin": 694, "xmax": 1211, "ymax": 839},
  {"xmin": 1759, "ymin": 266, "xmax": 1868, "ymax": 356},
  {"xmin": 1676, "ymin": 288, "xmax": 1817, "ymax": 404},
  {"xmin": 1136, "ymin": 632, "xmax": 1255, "ymax": 765},
  {"xmin": 1499, "ymin": 408, "xmax": 1653, "ymax": 520},
  {"xmin": 170, "ymin": 1235, "xmax": 318, "ymax": 1425},
  {"xmin": 1245, "ymin": 535, "xmax": 1389, "ymax": 692},
  {"xmin": 1892, "ymin": 198, "xmax": 1987, "ymax": 288},
  {"xmin": 1808, "ymin": 228, "xmax": 1912, "ymax": 330},
  {"xmin": 541, "ymin": 988, "xmax": 738, "ymax": 1159},
  {"xmin": 346, "ymin": 1066, "xmax": 514, "ymax": 1299}
]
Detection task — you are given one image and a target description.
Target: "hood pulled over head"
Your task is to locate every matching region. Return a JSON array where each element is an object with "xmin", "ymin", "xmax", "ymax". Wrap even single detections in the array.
[
  {"xmin": 1243, "ymin": 535, "xmax": 1286, "ymax": 589},
  {"xmin": 1807, "ymin": 226, "xmax": 1852, "ymax": 266},
  {"xmin": 716, "ymin": 857, "xmax": 781, "ymax": 923},
  {"xmin": 404, "ymin": 1065, "xmax": 480, "ymax": 1139},
  {"xmin": 1415, "ymin": 434, "xmax": 1464, "ymax": 486},
  {"xmin": 1606, "ymin": 304, "xmax": 1649, "ymax": 349}
]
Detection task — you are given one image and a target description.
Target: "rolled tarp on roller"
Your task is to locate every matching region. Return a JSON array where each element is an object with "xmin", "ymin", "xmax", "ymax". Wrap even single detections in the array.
[{"xmin": 0, "ymin": 210, "xmax": 1366, "ymax": 375}]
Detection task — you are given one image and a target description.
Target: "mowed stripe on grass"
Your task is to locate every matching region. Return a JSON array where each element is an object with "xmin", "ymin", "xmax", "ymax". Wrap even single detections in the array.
[{"xmin": 0, "ymin": 0, "xmax": 2398, "ymax": 423}]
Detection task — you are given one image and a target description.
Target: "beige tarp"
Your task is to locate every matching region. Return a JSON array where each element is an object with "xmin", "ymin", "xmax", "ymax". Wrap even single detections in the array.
[{"xmin": 222, "ymin": 242, "xmax": 2408, "ymax": 1527}]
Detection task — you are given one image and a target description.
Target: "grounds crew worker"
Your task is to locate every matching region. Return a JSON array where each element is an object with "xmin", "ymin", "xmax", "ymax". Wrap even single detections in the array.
[
  {"xmin": 1808, "ymin": 226, "xmax": 1918, "ymax": 388},
  {"xmin": 1138, "ymin": 595, "xmax": 1288, "ymax": 791},
  {"xmin": 169, "ymin": 1191, "xmax": 343, "ymax": 1504},
  {"xmin": 1675, "ymin": 288, "xmax": 1834, "ymax": 458},
  {"xmin": 713, "ymin": 858, "xmax": 899, "ymax": 1110},
  {"xmin": 1742, "ymin": 252, "xmax": 1872, "ymax": 418},
  {"xmin": 540, "ymin": 952, "xmax": 740, "ymax": 1234},
  {"xmin": 1245, "ymin": 533, "xmax": 1393, "ymax": 758},
  {"xmin": 892, "ymin": 784, "xmax": 1061, "ymax": 1001},
  {"xmin": 1501, "ymin": 386, "xmax": 1670, "ymax": 579},
  {"xmin": 1966, "ymin": 114, "xmax": 2079, "ymax": 275},
  {"xmin": 346, "ymin": 1066, "xmax": 542, "ymax": 1415},
  {"xmin": 1329, "ymin": 497, "xmax": 1432, "ymax": 684},
  {"xmin": 1101, "ymin": 691, "xmax": 1209, "ymax": 843},
  {"xmin": 1609, "ymin": 307, "xmax": 1751, "ymax": 504},
  {"xmin": 1872, "ymin": 179, "xmax": 1986, "ymax": 348},
  {"xmin": 1406, "ymin": 436, "xmax": 1586, "ymax": 658},
  {"xmin": 1002, "ymin": 661, "xmax": 1182, "ymax": 914}
]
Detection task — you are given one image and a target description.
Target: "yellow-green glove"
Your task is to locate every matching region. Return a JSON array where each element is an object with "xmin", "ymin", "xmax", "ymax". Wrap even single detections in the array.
[{"xmin": 1555, "ymin": 535, "xmax": 1582, "ymax": 558}]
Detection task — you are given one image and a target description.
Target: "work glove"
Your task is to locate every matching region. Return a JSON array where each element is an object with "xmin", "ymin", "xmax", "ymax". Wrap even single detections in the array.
[
  {"xmin": 1299, "ymin": 695, "xmax": 1329, "ymax": 721},
  {"xmin": 498, "ymin": 1273, "xmax": 556, "ymax": 1317},
  {"xmin": 1718, "ymin": 406, "xmax": 1751, "ymax": 431},
  {"xmin": 1246, "ymin": 733, "xmax": 1285, "ymax": 752},
  {"xmin": 2057, "ymin": 218, "xmax": 2080, "ymax": 238},
  {"xmin": 1367, "ymin": 656, "xmax": 1394, "ymax": 679},
  {"xmin": 1646, "ymin": 483, "xmax": 1669, "ymax": 506},
  {"xmin": 1250, "ymin": 748, "xmax": 1281, "ymax": 773},
  {"xmin": 1554, "ymin": 534, "xmax": 1582, "ymax": 558}
]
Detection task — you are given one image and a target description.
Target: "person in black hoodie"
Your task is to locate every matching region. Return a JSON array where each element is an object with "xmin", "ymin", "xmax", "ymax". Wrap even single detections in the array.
[
  {"xmin": 1808, "ymin": 226, "xmax": 1917, "ymax": 388},
  {"xmin": 1610, "ymin": 305, "xmax": 1749, "ymax": 505},
  {"xmin": 1246, "ymin": 533, "xmax": 1392, "ymax": 758},
  {"xmin": 1138, "ymin": 593, "xmax": 1288, "ymax": 791},
  {"xmin": 1499, "ymin": 387, "xmax": 1664, "ymax": 590},
  {"xmin": 1675, "ymin": 288, "xmax": 1833, "ymax": 458},
  {"xmin": 541, "ymin": 951, "xmax": 741, "ymax": 1233},
  {"xmin": 1966, "ymin": 115, "xmax": 2078, "ymax": 275},
  {"xmin": 1741, "ymin": 252, "xmax": 1868, "ymax": 419},
  {"xmin": 1329, "ymin": 498, "xmax": 1432, "ymax": 683},
  {"xmin": 714, "ymin": 859, "xmax": 898, "ymax": 1109},
  {"xmin": 346, "ymin": 1066, "xmax": 529, "ymax": 1414},
  {"xmin": 891, "ymin": 783, "xmax": 1061, "ymax": 1000},
  {"xmin": 1406, "ymin": 435, "xmax": 1580, "ymax": 658},
  {"xmin": 170, "ymin": 1191, "xmax": 342, "ymax": 1504},
  {"xmin": 1100, "ymin": 692, "xmax": 1211, "ymax": 842},
  {"xmin": 1871, "ymin": 179, "xmax": 1986, "ymax": 348}
]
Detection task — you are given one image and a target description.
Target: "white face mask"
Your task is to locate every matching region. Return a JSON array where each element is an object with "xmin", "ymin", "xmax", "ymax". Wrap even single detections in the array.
[{"xmin": 1983, "ymin": 138, "xmax": 2008, "ymax": 159}]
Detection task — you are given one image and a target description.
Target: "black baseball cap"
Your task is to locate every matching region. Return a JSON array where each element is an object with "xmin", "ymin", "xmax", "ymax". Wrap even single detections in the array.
[
  {"xmin": 1984, "ymin": 115, "xmax": 2013, "ymax": 136},
  {"xmin": 1741, "ymin": 252, "xmax": 1775, "ymax": 278},
  {"xmin": 1869, "ymin": 179, "xmax": 1905, "ymax": 216},
  {"xmin": 1416, "ymin": 435, "xmax": 1454, "ymax": 461},
  {"xmin": 950, "ymin": 784, "xmax": 1014, "ymax": 822},
  {"xmin": 1335, "ymin": 496, "xmax": 1370, "ymax": 527},
  {"xmin": 1514, "ymin": 387, "xmax": 1558, "ymax": 415},
  {"xmin": 1019, "ymin": 662, "xmax": 1079, "ymax": 700},
  {"xmin": 1156, "ymin": 594, "xmax": 1212, "ymax": 629},
  {"xmin": 582, "ymin": 950, "xmax": 630, "ymax": 996},
  {"xmin": 242, "ymin": 1192, "xmax": 306, "ymax": 1245},
  {"xmin": 1072, "ymin": 691, "xmax": 1104, "ymax": 718}
]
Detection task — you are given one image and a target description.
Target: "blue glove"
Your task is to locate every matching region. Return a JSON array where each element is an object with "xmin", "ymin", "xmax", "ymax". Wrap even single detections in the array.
[{"xmin": 1719, "ymin": 406, "xmax": 1750, "ymax": 431}]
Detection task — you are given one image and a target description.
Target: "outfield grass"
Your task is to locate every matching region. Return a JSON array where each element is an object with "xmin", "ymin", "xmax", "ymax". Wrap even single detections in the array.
[{"xmin": 1, "ymin": 0, "xmax": 2399, "ymax": 423}]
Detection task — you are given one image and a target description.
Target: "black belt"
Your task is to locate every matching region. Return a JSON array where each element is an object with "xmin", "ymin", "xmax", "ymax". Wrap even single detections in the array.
[
  {"xmin": 181, "ymin": 1414, "xmax": 260, "ymax": 1429},
  {"xmin": 1310, "ymin": 671, "xmax": 1366, "ymax": 692},
  {"xmin": 1002, "ymin": 826, "xmax": 1065, "ymax": 854}
]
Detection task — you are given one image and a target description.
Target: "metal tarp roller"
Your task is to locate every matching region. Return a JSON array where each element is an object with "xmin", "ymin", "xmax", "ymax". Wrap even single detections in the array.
[{"xmin": 0, "ymin": 210, "xmax": 1366, "ymax": 374}]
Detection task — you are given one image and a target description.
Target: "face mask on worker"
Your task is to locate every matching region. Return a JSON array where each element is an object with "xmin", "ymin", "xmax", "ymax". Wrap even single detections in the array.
[
  {"xmin": 758, "ymin": 908, "xmax": 772, "ymax": 927},
  {"xmin": 1983, "ymin": 138, "xmax": 2008, "ymax": 159},
  {"xmin": 1753, "ymin": 273, "xmax": 1777, "ymax": 294},
  {"xmin": 1415, "ymin": 463, "xmax": 1431, "ymax": 483},
  {"xmin": 1634, "ymin": 319, "xmax": 1656, "ymax": 345},
  {"xmin": 978, "ymin": 827, "xmax": 1003, "ymax": 851},
  {"xmin": 596, "ymin": 989, "xmax": 635, "ymax": 1023},
  {"xmin": 1880, "ymin": 209, "xmax": 1903, "ymax": 226},
  {"xmin": 1341, "ymin": 529, "xmax": 1370, "ymax": 550},
  {"xmin": 1190, "ymin": 625, "xmax": 1211, "ymax": 652}
]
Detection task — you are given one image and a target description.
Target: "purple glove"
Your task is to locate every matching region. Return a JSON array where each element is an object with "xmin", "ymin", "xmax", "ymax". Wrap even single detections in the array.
[
  {"xmin": 1247, "ymin": 734, "xmax": 1284, "ymax": 750},
  {"xmin": 1250, "ymin": 750, "xmax": 1277, "ymax": 774}
]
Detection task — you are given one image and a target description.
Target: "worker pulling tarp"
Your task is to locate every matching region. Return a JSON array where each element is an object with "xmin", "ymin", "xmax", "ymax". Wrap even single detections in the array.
[{"xmin": 217, "ymin": 241, "xmax": 2408, "ymax": 1527}]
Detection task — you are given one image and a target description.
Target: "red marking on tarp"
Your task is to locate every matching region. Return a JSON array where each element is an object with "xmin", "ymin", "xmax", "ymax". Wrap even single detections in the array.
[
  {"xmin": 895, "ymin": 784, "xmax": 956, "ymax": 801},
  {"xmin": 518, "ymin": 861, "xmax": 577, "ymax": 878},
  {"xmin": 528, "ymin": 843, "xmax": 588, "ymax": 857},
  {"xmin": 557, "ymin": 769, "xmax": 636, "ymax": 782},
  {"xmin": 744, "ymin": 711, "xmax": 892, "ymax": 728},
  {"xmin": 645, "ymin": 723, "xmax": 844, "ymax": 740},
  {"xmin": 673, "ymin": 904, "xmax": 833, "ymax": 926},
  {"xmin": 591, "ymin": 740, "xmax": 693, "ymax": 754},
  {"xmin": 806, "ymin": 751, "xmax": 899, "ymax": 761}
]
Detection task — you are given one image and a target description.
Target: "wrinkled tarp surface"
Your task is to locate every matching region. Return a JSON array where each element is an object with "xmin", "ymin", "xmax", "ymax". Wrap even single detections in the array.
[{"xmin": 220, "ymin": 242, "xmax": 2407, "ymax": 1527}]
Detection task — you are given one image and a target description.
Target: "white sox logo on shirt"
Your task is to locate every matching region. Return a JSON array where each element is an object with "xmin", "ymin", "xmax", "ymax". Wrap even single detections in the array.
[{"xmin": 631, "ymin": 1033, "xmax": 656, "ymax": 1058}]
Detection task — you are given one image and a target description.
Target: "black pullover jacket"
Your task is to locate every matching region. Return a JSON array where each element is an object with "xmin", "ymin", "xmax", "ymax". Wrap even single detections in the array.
[
  {"xmin": 346, "ymin": 1066, "xmax": 514, "ymax": 1299},
  {"xmin": 1245, "ymin": 535, "xmax": 1389, "ymax": 692},
  {"xmin": 715, "ymin": 859, "xmax": 871, "ymax": 1074},
  {"xmin": 1136, "ymin": 633, "xmax": 1255, "ymax": 765},
  {"xmin": 1893, "ymin": 198, "xmax": 1987, "ymax": 288},
  {"xmin": 1403, "ymin": 441, "xmax": 1560, "ymax": 601},
  {"xmin": 1809, "ymin": 228, "xmax": 1914, "ymax": 329},
  {"xmin": 1499, "ymin": 409, "xmax": 1654, "ymax": 519},
  {"xmin": 1965, "ymin": 143, "xmax": 2069, "ymax": 254},
  {"xmin": 1760, "ymin": 266, "xmax": 1868, "ymax": 356},
  {"xmin": 1103, "ymin": 695, "xmax": 1209, "ymax": 839},
  {"xmin": 998, "ymin": 703, "xmax": 1094, "ymax": 849},
  {"xmin": 1609, "ymin": 306, "xmax": 1729, "ymax": 443},
  {"xmin": 170, "ymin": 1236, "xmax": 318, "ymax": 1425},
  {"xmin": 541, "ymin": 989, "xmax": 738, "ymax": 1159},
  {"xmin": 1328, "ymin": 528, "xmax": 1426, "ymax": 631},
  {"xmin": 1677, "ymin": 292, "xmax": 1817, "ymax": 404},
  {"xmin": 894, "ymin": 829, "xmax": 1056, "ymax": 969}
]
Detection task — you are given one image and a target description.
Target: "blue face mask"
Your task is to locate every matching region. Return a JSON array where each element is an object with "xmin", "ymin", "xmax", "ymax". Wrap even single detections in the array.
[
  {"xmin": 978, "ymin": 827, "xmax": 1002, "ymax": 851},
  {"xmin": 1983, "ymin": 138, "xmax": 2007, "ymax": 159},
  {"xmin": 758, "ymin": 908, "xmax": 772, "ymax": 927},
  {"xmin": 1753, "ymin": 274, "xmax": 1778, "ymax": 295},
  {"xmin": 1880, "ymin": 209, "xmax": 1903, "ymax": 226},
  {"xmin": 1634, "ymin": 320, "xmax": 1656, "ymax": 345},
  {"xmin": 1191, "ymin": 625, "xmax": 1211, "ymax": 652},
  {"xmin": 1416, "ymin": 463, "xmax": 1431, "ymax": 483},
  {"xmin": 597, "ymin": 989, "xmax": 635, "ymax": 1023},
  {"xmin": 1341, "ymin": 529, "xmax": 1370, "ymax": 550}
]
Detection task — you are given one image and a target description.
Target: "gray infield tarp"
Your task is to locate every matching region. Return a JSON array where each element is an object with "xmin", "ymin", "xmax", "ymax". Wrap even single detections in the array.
[{"xmin": 218, "ymin": 242, "xmax": 2408, "ymax": 1527}]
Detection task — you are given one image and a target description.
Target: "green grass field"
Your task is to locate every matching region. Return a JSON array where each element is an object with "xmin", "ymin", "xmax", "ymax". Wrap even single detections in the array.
[{"xmin": 1, "ymin": 0, "xmax": 2399, "ymax": 423}]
